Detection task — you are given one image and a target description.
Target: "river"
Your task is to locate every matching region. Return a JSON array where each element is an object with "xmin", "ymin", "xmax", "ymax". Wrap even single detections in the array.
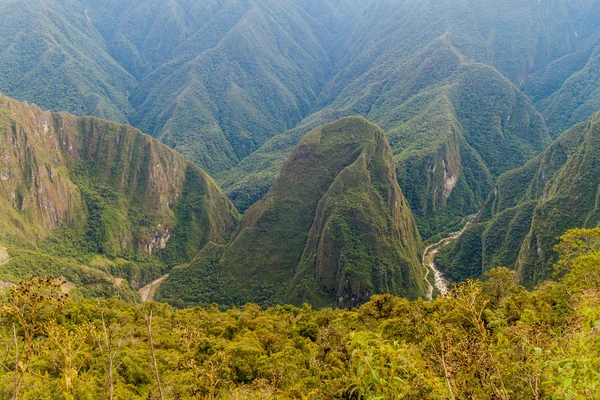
[
  {"xmin": 423, "ymin": 219, "xmax": 474, "ymax": 300},
  {"xmin": 139, "ymin": 275, "xmax": 169, "ymax": 303}
]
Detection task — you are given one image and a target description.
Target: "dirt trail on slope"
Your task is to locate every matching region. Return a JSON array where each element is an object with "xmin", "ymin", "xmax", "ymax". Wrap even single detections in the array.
[
  {"xmin": 423, "ymin": 218, "xmax": 475, "ymax": 300},
  {"xmin": 138, "ymin": 275, "xmax": 169, "ymax": 303}
]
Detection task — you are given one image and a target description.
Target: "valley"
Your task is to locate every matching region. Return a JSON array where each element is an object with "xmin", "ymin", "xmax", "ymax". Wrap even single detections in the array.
[
  {"xmin": 423, "ymin": 216, "xmax": 476, "ymax": 299},
  {"xmin": 0, "ymin": 0, "xmax": 597, "ymax": 308},
  {"xmin": 139, "ymin": 274, "xmax": 169, "ymax": 303},
  {"xmin": 0, "ymin": 1, "xmax": 599, "ymax": 397}
]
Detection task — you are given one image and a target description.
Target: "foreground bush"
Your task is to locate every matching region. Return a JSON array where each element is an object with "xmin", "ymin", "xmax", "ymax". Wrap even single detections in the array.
[{"xmin": 1, "ymin": 228, "xmax": 599, "ymax": 399}]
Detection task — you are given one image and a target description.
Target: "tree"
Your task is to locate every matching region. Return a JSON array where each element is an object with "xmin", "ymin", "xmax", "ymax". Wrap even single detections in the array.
[{"xmin": 1, "ymin": 276, "xmax": 68, "ymax": 399}]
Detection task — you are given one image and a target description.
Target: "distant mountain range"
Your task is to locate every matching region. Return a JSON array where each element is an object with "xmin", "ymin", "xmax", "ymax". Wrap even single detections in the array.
[{"xmin": 0, "ymin": 0, "xmax": 599, "ymax": 306}]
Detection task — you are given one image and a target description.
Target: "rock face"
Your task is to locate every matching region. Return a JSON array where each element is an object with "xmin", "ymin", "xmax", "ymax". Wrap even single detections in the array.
[
  {"xmin": 437, "ymin": 113, "xmax": 600, "ymax": 288},
  {"xmin": 159, "ymin": 117, "xmax": 425, "ymax": 308},
  {"xmin": 0, "ymin": 94, "xmax": 238, "ymax": 261}
]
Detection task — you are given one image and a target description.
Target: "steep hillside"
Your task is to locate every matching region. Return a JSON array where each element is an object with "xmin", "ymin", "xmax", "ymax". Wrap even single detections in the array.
[
  {"xmin": 159, "ymin": 117, "xmax": 425, "ymax": 308},
  {"xmin": 224, "ymin": 40, "xmax": 551, "ymax": 237},
  {"xmin": 82, "ymin": 0, "xmax": 369, "ymax": 174},
  {"xmin": 0, "ymin": 0, "xmax": 369, "ymax": 174},
  {"xmin": 437, "ymin": 113, "xmax": 600, "ymax": 287},
  {"xmin": 0, "ymin": 94, "xmax": 238, "ymax": 289},
  {"xmin": 318, "ymin": 0, "xmax": 583, "ymax": 107},
  {"xmin": 0, "ymin": 0, "xmax": 593, "ymax": 177},
  {"xmin": 524, "ymin": 1, "xmax": 600, "ymax": 136},
  {"xmin": 0, "ymin": 0, "xmax": 136, "ymax": 122},
  {"xmin": 2, "ymin": 0, "xmax": 598, "ymax": 244}
]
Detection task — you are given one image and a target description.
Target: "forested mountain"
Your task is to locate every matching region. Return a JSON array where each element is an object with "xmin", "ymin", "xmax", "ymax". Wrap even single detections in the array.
[
  {"xmin": 0, "ymin": 95, "xmax": 238, "ymax": 293},
  {"xmin": 524, "ymin": 0, "xmax": 600, "ymax": 136},
  {"xmin": 2, "ymin": 0, "xmax": 599, "ymax": 236},
  {"xmin": 1, "ymin": 0, "xmax": 371, "ymax": 174},
  {"xmin": 437, "ymin": 112, "xmax": 600, "ymax": 288},
  {"xmin": 2, "ymin": 1, "xmax": 600, "ymax": 397},
  {"xmin": 0, "ymin": 98, "xmax": 429, "ymax": 308},
  {"xmin": 0, "ymin": 0, "xmax": 136, "ymax": 122},
  {"xmin": 0, "ymin": 0, "xmax": 598, "ymax": 297},
  {"xmin": 159, "ymin": 118, "xmax": 425, "ymax": 307},
  {"xmin": 223, "ymin": 4, "xmax": 561, "ymax": 236}
]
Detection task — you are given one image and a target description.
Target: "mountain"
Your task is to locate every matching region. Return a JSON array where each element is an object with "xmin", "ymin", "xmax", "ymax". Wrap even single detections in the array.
[
  {"xmin": 524, "ymin": 1, "xmax": 600, "ymax": 137},
  {"xmin": 0, "ymin": 0, "xmax": 370, "ymax": 174},
  {"xmin": 158, "ymin": 117, "xmax": 425, "ymax": 308},
  {"xmin": 0, "ymin": 0, "xmax": 590, "ymax": 170},
  {"xmin": 219, "ymin": 0, "xmax": 597, "ymax": 236},
  {"xmin": 124, "ymin": 0, "xmax": 336, "ymax": 173},
  {"xmin": 63, "ymin": 0, "xmax": 371, "ymax": 174},
  {"xmin": 1, "ymin": 0, "xmax": 598, "ymax": 237},
  {"xmin": 0, "ymin": 0, "xmax": 136, "ymax": 123},
  {"xmin": 1, "ymin": 0, "xmax": 600, "ymax": 295},
  {"xmin": 0, "ymin": 94, "xmax": 238, "ymax": 292},
  {"xmin": 436, "ymin": 112, "xmax": 600, "ymax": 287},
  {"xmin": 224, "ymin": 38, "xmax": 551, "ymax": 238}
]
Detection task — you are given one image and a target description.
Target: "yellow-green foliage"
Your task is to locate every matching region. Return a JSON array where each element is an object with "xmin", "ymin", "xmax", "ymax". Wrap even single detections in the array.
[{"xmin": 0, "ymin": 227, "xmax": 598, "ymax": 399}]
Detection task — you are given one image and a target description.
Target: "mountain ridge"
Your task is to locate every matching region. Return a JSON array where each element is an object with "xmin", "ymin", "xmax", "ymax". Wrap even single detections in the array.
[
  {"xmin": 437, "ymin": 112, "xmax": 600, "ymax": 287},
  {"xmin": 159, "ymin": 117, "xmax": 426, "ymax": 308},
  {"xmin": 0, "ymin": 93, "xmax": 239, "ymax": 292}
]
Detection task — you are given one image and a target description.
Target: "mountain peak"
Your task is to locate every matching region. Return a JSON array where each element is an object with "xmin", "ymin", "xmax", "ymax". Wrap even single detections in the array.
[{"xmin": 159, "ymin": 117, "xmax": 425, "ymax": 308}]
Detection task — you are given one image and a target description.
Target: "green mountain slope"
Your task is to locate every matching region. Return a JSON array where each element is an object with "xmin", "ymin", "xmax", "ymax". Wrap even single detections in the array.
[
  {"xmin": 0, "ymin": 0, "xmax": 136, "ymax": 122},
  {"xmin": 524, "ymin": 2, "xmax": 600, "ymax": 137},
  {"xmin": 222, "ymin": 0, "xmax": 598, "ymax": 231},
  {"xmin": 0, "ymin": 94, "xmax": 238, "ymax": 290},
  {"xmin": 224, "ymin": 39, "xmax": 551, "ymax": 237},
  {"xmin": 0, "ymin": 0, "xmax": 370, "ymax": 174},
  {"xmin": 158, "ymin": 117, "xmax": 425, "ymax": 308},
  {"xmin": 437, "ymin": 112, "xmax": 600, "ymax": 287},
  {"xmin": 83, "ymin": 0, "xmax": 369, "ymax": 174},
  {"xmin": 1, "ymin": 0, "xmax": 599, "ymax": 248},
  {"xmin": 0, "ymin": 0, "xmax": 592, "ymax": 178}
]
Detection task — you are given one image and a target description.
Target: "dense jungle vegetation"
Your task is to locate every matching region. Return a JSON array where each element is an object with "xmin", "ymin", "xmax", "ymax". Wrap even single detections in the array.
[
  {"xmin": 1, "ymin": 2, "xmax": 600, "ymax": 397},
  {"xmin": 1, "ymin": 227, "xmax": 599, "ymax": 399}
]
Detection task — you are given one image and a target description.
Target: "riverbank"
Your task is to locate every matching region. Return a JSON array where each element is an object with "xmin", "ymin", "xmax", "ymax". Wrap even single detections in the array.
[
  {"xmin": 423, "ymin": 218, "xmax": 474, "ymax": 299},
  {"xmin": 139, "ymin": 274, "xmax": 169, "ymax": 302}
]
